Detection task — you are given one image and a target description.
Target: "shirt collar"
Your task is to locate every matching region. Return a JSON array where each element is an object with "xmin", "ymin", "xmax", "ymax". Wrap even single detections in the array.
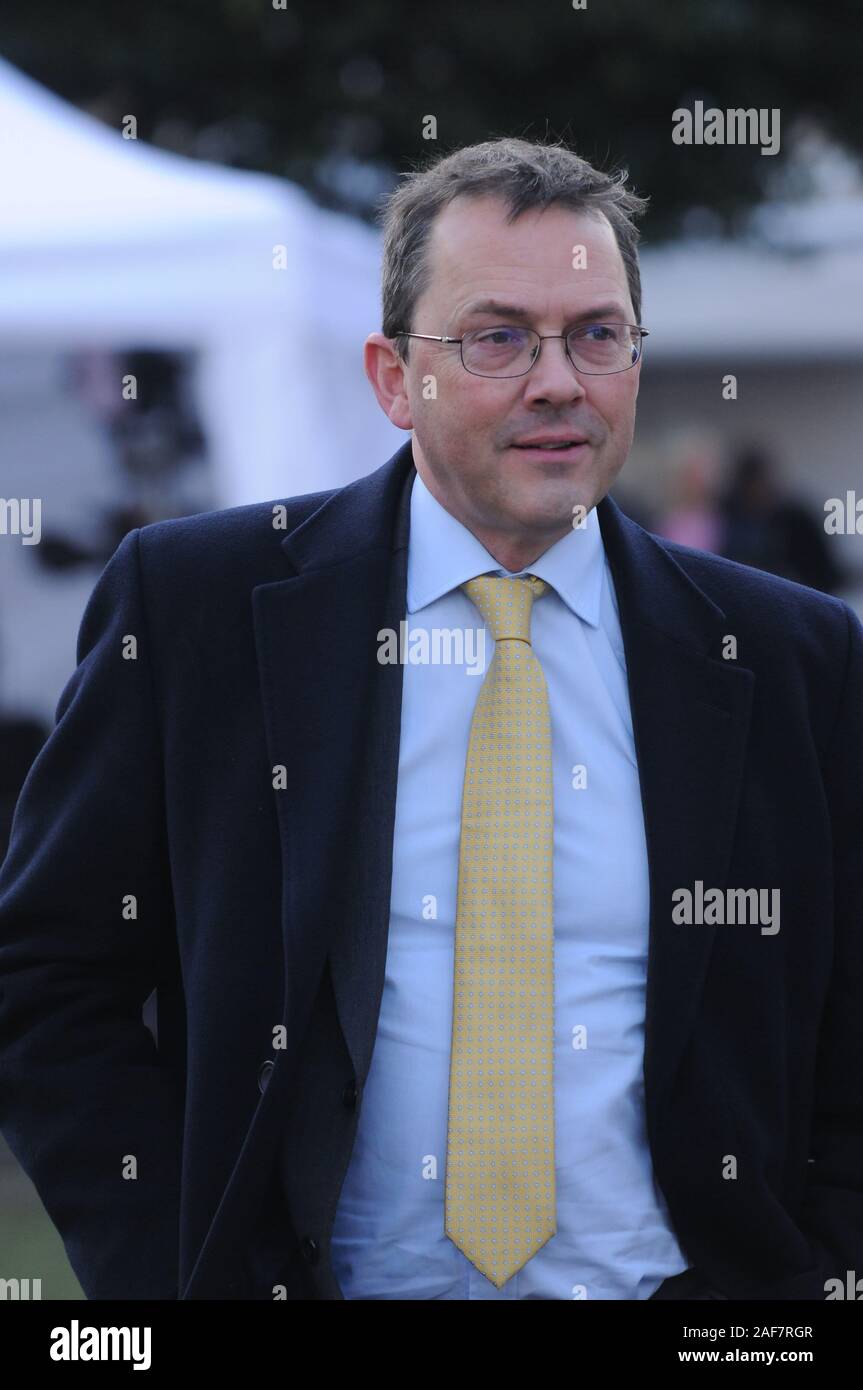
[{"xmin": 406, "ymin": 466, "xmax": 605, "ymax": 627}]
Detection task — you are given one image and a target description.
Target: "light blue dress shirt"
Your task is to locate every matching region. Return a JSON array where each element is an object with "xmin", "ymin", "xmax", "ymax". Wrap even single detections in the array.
[{"xmin": 329, "ymin": 467, "xmax": 690, "ymax": 1299}]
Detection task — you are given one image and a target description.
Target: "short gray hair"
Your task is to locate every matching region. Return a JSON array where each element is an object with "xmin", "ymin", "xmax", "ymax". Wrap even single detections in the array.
[{"xmin": 378, "ymin": 135, "xmax": 650, "ymax": 361}]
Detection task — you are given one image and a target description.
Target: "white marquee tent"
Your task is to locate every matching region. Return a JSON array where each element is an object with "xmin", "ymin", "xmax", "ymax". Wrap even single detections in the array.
[{"xmin": 0, "ymin": 55, "xmax": 403, "ymax": 504}]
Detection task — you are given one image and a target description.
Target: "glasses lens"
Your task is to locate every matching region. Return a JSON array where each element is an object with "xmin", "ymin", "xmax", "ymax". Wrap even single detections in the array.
[
  {"xmin": 567, "ymin": 324, "xmax": 640, "ymax": 373},
  {"xmin": 462, "ymin": 326, "xmax": 538, "ymax": 376}
]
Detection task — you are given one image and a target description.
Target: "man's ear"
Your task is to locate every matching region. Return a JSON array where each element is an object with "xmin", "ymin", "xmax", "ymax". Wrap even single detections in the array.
[
  {"xmin": 631, "ymin": 351, "xmax": 643, "ymax": 397},
  {"xmin": 364, "ymin": 334, "xmax": 413, "ymax": 429}
]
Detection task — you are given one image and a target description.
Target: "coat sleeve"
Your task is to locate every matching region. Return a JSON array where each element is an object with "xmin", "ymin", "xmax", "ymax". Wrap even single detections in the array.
[
  {"xmin": 798, "ymin": 597, "xmax": 863, "ymax": 1291},
  {"xmin": 0, "ymin": 527, "xmax": 183, "ymax": 1299}
]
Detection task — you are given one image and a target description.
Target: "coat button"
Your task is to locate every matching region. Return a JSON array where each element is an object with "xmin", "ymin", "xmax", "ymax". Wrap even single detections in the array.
[
  {"xmin": 258, "ymin": 1060, "xmax": 274, "ymax": 1093},
  {"xmin": 300, "ymin": 1236, "xmax": 319, "ymax": 1264},
  {"xmin": 341, "ymin": 1078, "xmax": 358, "ymax": 1109}
]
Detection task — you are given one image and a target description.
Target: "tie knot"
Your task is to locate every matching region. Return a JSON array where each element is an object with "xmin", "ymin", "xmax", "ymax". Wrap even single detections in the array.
[{"xmin": 461, "ymin": 573, "xmax": 548, "ymax": 643}]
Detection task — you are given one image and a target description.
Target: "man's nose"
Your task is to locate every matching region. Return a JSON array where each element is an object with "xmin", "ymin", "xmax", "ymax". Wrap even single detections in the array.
[{"xmin": 521, "ymin": 338, "xmax": 587, "ymax": 403}]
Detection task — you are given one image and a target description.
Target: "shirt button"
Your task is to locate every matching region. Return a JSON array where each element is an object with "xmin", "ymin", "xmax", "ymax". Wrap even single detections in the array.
[
  {"xmin": 257, "ymin": 1060, "xmax": 274, "ymax": 1093},
  {"xmin": 300, "ymin": 1237, "xmax": 319, "ymax": 1264},
  {"xmin": 341, "ymin": 1078, "xmax": 358, "ymax": 1109}
]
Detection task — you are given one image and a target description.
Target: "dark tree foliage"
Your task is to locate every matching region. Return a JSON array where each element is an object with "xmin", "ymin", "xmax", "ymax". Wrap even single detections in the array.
[{"xmin": 2, "ymin": 0, "xmax": 860, "ymax": 240}]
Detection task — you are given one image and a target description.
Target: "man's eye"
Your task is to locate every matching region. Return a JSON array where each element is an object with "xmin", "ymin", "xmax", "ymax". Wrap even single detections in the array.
[
  {"xmin": 476, "ymin": 328, "xmax": 522, "ymax": 345},
  {"xmin": 581, "ymin": 324, "xmax": 617, "ymax": 341}
]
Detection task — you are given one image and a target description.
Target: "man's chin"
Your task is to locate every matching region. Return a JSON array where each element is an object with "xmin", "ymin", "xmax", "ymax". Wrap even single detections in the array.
[
  {"xmin": 496, "ymin": 476, "xmax": 599, "ymax": 527},
  {"xmin": 489, "ymin": 507, "xmax": 593, "ymax": 543}
]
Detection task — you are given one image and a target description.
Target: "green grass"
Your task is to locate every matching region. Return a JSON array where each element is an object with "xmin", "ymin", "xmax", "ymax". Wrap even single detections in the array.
[{"xmin": 1, "ymin": 1160, "xmax": 85, "ymax": 1300}]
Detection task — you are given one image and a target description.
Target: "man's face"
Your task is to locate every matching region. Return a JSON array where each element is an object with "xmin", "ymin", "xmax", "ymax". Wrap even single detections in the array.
[{"xmin": 365, "ymin": 193, "xmax": 643, "ymax": 570}]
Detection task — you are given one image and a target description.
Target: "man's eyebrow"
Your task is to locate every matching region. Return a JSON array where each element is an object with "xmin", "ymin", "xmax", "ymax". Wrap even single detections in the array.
[{"xmin": 458, "ymin": 299, "xmax": 629, "ymax": 324}]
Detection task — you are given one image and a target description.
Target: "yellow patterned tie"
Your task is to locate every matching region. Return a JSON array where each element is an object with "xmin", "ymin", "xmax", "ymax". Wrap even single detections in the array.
[{"xmin": 445, "ymin": 572, "xmax": 556, "ymax": 1288}]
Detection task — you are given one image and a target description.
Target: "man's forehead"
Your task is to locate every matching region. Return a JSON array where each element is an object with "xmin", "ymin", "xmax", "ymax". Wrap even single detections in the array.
[
  {"xmin": 424, "ymin": 194, "xmax": 623, "ymax": 290},
  {"xmin": 430, "ymin": 194, "xmax": 613, "ymax": 254}
]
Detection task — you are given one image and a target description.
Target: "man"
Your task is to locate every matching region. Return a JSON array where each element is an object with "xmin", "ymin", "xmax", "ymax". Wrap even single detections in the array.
[{"xmin": 1, "ymin": 137, "xmax": 861, "ymax": 1301}]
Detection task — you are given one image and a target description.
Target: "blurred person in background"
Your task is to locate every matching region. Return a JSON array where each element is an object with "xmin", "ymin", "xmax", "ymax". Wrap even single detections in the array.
[
  {"xmin": 720, "ymin": 444, "xmax": 845, "ymax": 595},
  {"xmin": 653, "ymin": 433, "xmax": 726, "ymax": 554}
]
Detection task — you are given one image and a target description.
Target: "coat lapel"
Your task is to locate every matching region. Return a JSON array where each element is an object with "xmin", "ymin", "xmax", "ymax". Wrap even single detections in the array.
[
  {"xmin": 595, "ymin": 499, "xmax": 755, "ymax": 1118},
  {"xmin": 251, "ymin": 446, "xmax": 412, "ymax": 1078},
  {"xmin": 253, "ymin": 440, "xmax": 755, "ymax": 1132}
]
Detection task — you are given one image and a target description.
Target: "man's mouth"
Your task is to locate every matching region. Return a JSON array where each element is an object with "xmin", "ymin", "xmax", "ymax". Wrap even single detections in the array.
[{"xmin": 510, "ymin": 439, "xmax": 589, "ymax": 454}]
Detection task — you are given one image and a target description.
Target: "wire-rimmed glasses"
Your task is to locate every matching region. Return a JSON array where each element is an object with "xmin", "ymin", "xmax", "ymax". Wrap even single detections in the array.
[{"xmin": 394, "ymin": 322, "xmax": 649, "ymax": 377}]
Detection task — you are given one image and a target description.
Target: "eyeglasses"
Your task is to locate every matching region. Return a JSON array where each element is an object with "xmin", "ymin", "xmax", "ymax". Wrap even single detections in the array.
[{"xmin": 394, "ymin": 323, "xmax": 649, "ymax": 377}]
